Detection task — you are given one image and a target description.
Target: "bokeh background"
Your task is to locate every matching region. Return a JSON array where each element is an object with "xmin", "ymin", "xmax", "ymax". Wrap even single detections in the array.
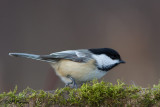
[{"xmin": 1, "ymin": 0, "xmax": 160, "ymax": 92}]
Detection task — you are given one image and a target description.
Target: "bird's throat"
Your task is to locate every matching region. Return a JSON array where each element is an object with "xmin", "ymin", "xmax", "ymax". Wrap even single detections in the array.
[{"xmin": 97, "ymin": 64, "xmax": 118, "ymax": 71}]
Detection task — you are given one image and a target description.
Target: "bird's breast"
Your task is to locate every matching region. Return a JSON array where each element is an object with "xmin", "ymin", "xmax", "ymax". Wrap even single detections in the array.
[{"xmin": 50, "ymin": 59, "xmax": 107, "ymax": 83}]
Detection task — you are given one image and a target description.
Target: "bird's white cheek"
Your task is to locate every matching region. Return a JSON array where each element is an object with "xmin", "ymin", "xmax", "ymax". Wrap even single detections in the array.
[{"xmin": 92, "ymin": 54, "xmax": 119, "ymax": 67}]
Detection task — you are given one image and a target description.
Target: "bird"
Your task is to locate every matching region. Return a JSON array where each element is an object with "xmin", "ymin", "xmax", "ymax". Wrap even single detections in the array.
[{"xmin": 9, "ymin": 48, "xmax": 125, "ymax": 88}]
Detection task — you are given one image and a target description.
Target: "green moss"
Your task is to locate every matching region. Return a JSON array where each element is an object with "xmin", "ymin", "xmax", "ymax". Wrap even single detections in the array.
[{"xmin": 1, "ymin": 80, "xmax": 160, "ymax": 106}]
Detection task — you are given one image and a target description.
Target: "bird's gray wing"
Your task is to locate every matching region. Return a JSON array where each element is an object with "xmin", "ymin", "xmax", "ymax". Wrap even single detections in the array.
[{"xmin": 40, "ymin": 50, "xmax": 92, "ymax": 62}]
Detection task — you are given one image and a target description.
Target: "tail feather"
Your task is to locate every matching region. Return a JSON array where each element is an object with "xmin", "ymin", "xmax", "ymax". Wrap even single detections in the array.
[
  {"xmin": 9, "ymin": 53, "xmax": 55, "ymax": 62},
  {"xmin": 9, "ymin": 53, "xmax": 39, "ymax": 59}
]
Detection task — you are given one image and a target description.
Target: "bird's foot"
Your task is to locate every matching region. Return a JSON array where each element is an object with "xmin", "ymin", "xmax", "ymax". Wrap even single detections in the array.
[
  {"xmin": 65, "ymin": 82, "xmax": 72, "ymax": 87},
  {"xmin": 66, "ymin": 75, "xmax": 77, "ymax": 88}
]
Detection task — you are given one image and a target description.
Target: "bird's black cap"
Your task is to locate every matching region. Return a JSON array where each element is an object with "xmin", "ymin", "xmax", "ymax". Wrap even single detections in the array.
[{"xmin": 89, "ymin": 48, "xmax": 122, "ymax": 60}]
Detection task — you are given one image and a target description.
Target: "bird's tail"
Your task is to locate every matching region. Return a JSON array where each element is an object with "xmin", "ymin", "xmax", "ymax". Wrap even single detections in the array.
[{"xmin": 9, "ymin": 53, "xmax": 55, "ymax": 62}]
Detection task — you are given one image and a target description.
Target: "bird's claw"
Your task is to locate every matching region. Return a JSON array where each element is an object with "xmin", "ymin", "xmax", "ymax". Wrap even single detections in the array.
[{"xmin": 65, "ymin": 75, "xmax": 77, "ymax": 88}]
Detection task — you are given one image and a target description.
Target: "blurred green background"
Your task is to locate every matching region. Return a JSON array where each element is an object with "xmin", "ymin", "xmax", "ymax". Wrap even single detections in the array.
[{"xmin": 1, "ymin": 0, "xmax": 160, "ymax": 92}]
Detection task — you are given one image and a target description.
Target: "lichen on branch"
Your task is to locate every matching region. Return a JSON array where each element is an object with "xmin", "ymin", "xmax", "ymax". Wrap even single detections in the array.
[{"xmin": 1, "ymin": 80, "xmax": 160, "ymax": 106}]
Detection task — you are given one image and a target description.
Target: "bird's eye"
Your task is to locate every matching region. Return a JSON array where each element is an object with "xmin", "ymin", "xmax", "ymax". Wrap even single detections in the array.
[{"xmin": 111, "ymin": 54, "xmax": 120, "ymax": 60}]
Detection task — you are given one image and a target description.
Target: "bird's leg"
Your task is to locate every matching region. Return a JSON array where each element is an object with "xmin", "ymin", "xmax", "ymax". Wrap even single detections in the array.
[
  {"xmin": 69, "ymin": 76, "xmax": 77, "ymax": 88},
  {"xmin": 66, "ymin": 75, "xmax": 77, "ymax": 88},
  {"xmin": 65, "ymin": 82, "xmax": 72, "ymax": 87}
]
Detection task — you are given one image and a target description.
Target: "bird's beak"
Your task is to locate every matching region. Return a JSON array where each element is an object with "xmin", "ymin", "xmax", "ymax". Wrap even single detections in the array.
[{"xmin": 119, "ymin": 60, "xmax": 126, "ymax": 64}]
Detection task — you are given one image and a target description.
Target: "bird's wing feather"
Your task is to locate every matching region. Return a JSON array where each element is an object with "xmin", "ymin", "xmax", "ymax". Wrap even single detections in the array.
[
  {"xmin": 9, "ymin": 50, "xmax": 92, "ymax": 63},
  {"xmin": 40, "ymin": 50, "xmax": 92, "ymax": 62}
]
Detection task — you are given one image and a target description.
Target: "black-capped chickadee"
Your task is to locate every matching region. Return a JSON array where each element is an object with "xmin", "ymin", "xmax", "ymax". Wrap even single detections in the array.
[{"xmin": 9, "ymin": 48, "xmax": 125, "ymax": 88}]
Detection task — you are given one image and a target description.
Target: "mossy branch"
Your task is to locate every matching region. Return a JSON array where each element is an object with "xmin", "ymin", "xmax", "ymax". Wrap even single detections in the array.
[{"xmin": 1, "ymin": 80, "xmax": 160, "ymax": 106}]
